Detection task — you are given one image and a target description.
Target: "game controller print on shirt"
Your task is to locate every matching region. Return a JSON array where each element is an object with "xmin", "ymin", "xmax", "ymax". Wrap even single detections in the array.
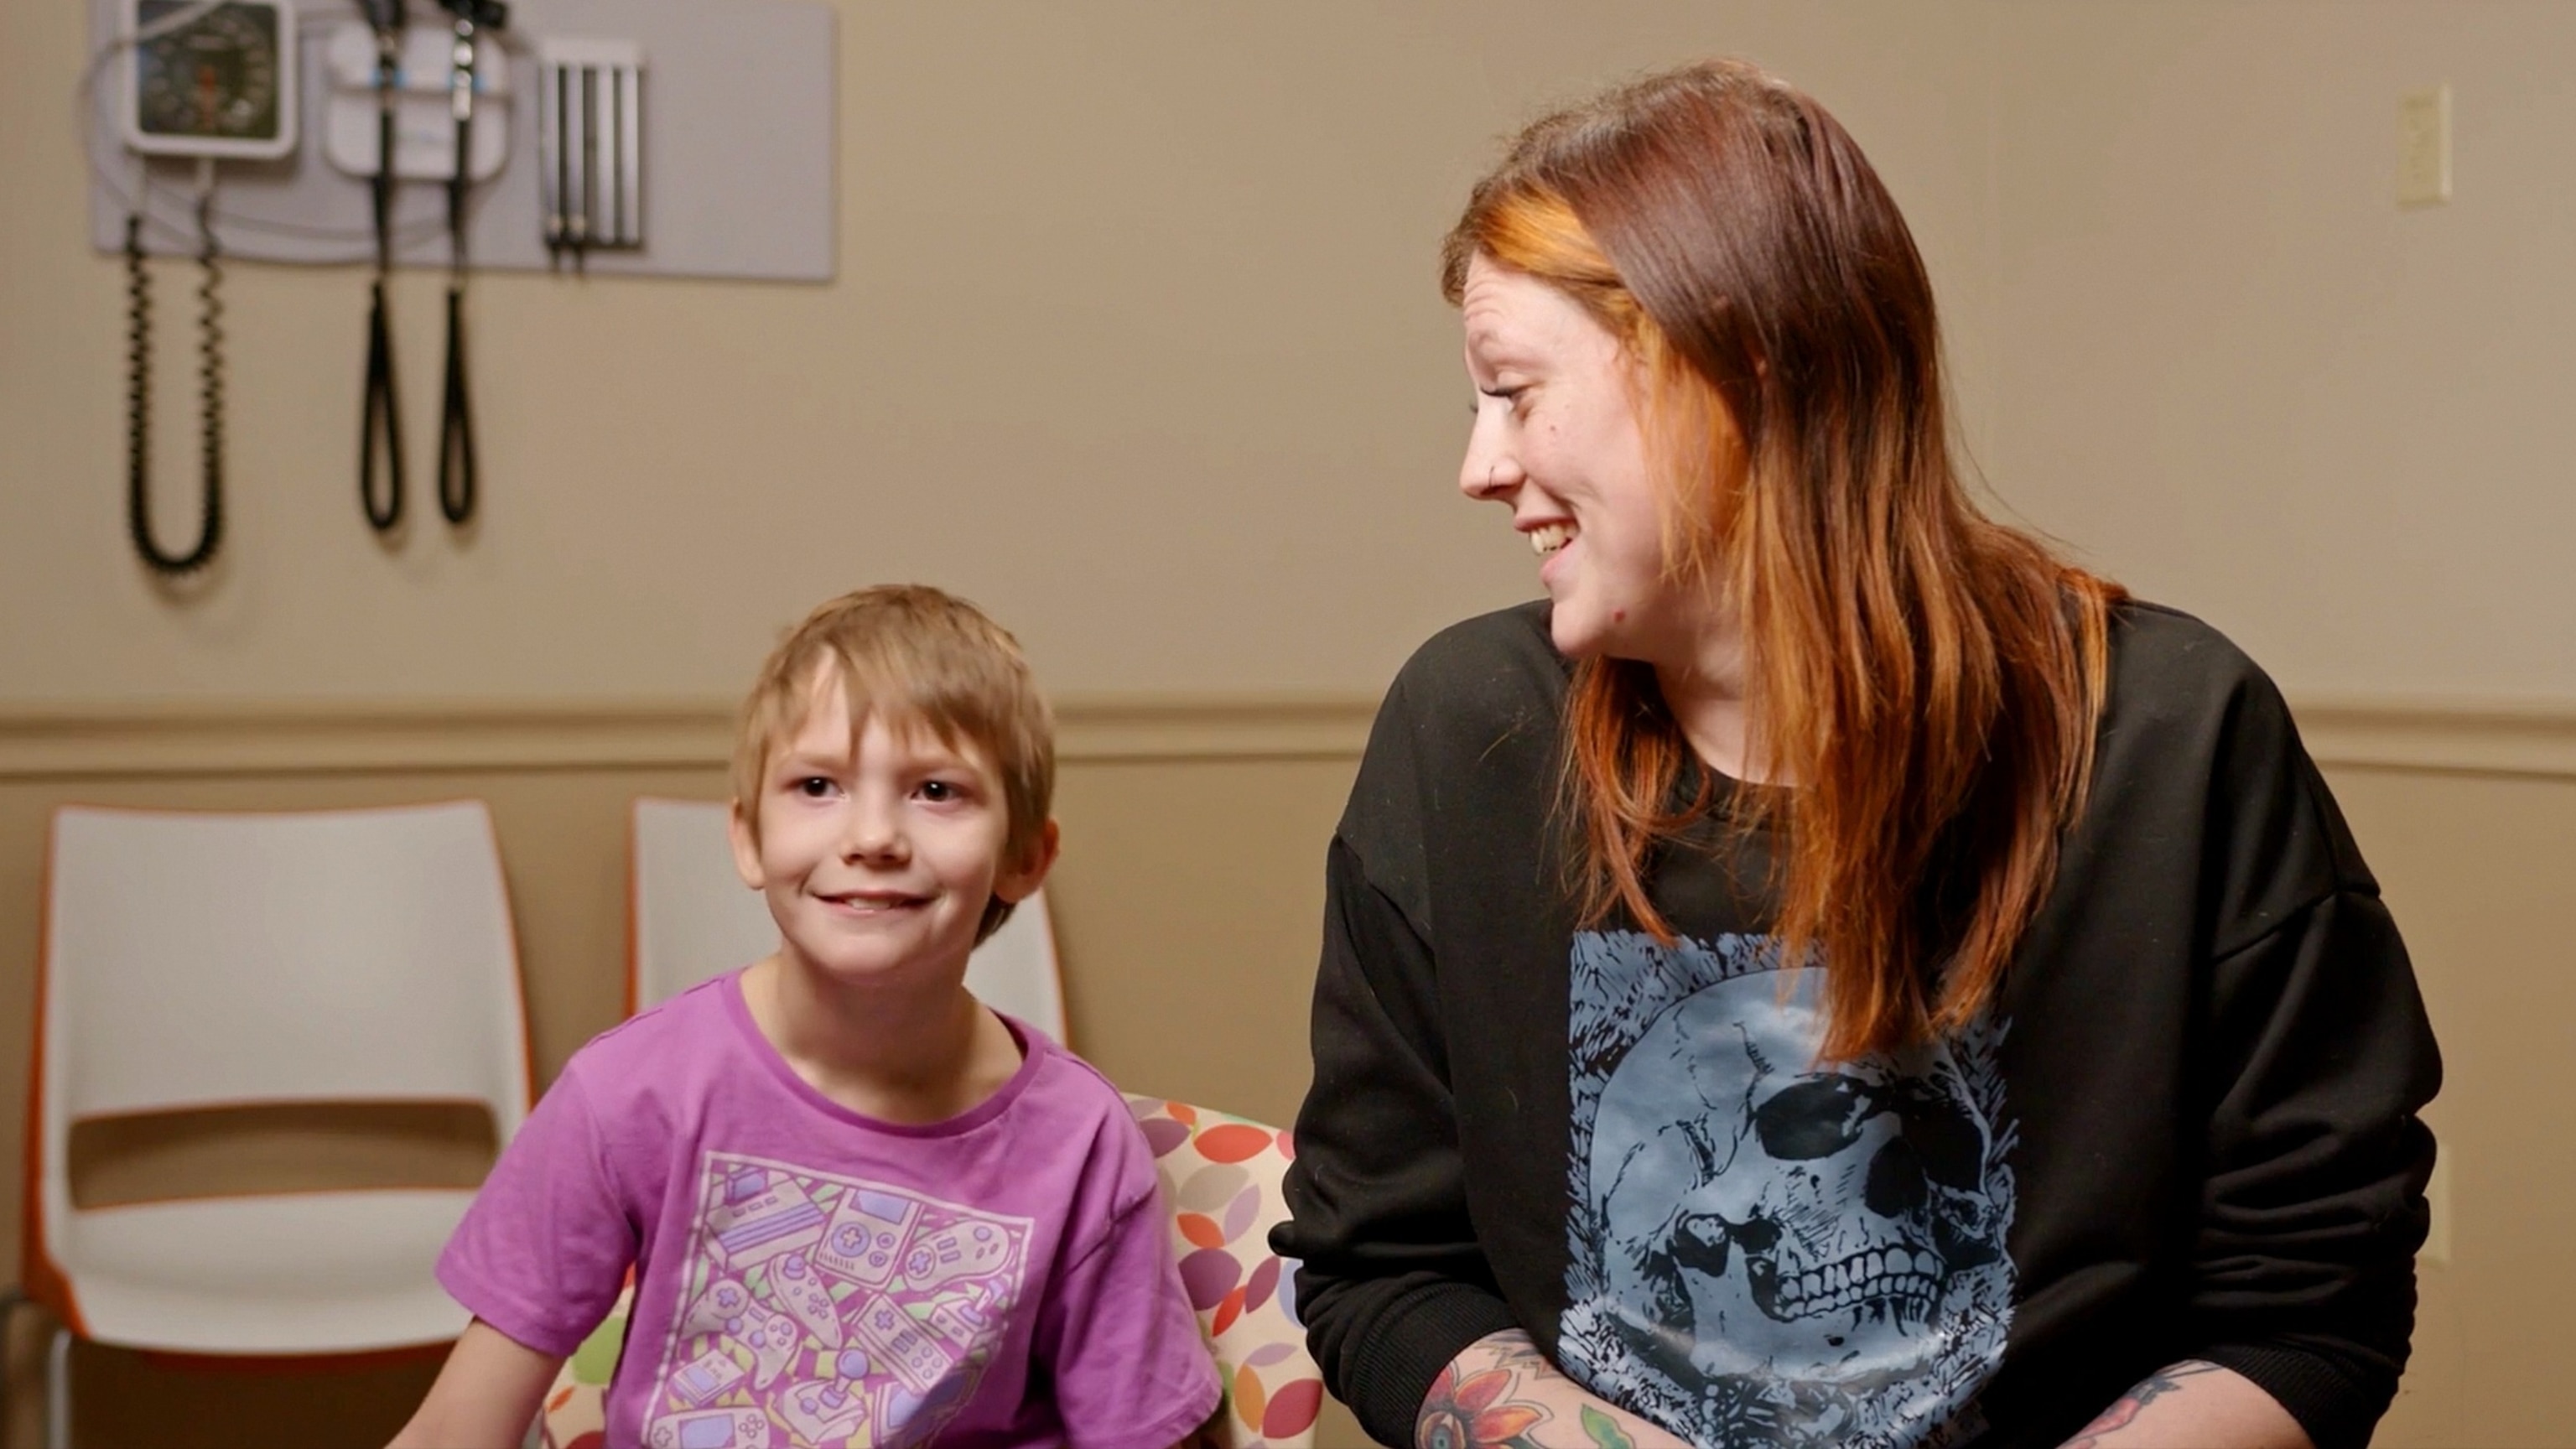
[{"xmin": 642, "ymin": 1152, "xmax": 1033, "ymax": 1449}]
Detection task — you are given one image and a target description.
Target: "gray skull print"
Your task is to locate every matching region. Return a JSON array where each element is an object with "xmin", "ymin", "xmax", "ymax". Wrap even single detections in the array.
[{"xmin": 1561, "ymin": 932, "xmax": 2016, "ymax": 1449}]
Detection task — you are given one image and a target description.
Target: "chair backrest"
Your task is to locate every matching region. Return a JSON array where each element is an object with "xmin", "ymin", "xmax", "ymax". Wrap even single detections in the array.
[
  {"xmin": 628, "ymin": 796, "xmax": 1068, "ymax": 1041},
  {"xmin": 35, "ymin": 802, "xmax": 532, "ymax": 1229},
  {"xmin": 1125, "ymin": 1096, "xmax": 1324, "ymax": 1449}
]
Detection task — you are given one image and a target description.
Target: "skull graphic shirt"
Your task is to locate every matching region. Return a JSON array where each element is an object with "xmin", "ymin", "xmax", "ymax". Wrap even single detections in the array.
[
  {"xmin": 1276, "ymin": 600, "xmax": 2439, "ymax": 1449},
  {"xmin": 1561, "ymin": 932, "xmax": 2014, "ymax": 1449}
]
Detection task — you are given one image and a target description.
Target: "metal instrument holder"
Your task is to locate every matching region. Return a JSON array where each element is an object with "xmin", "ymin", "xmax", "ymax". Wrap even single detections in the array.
[{"xmin": 537, "ymin": 36, "xmax": 644, "ymax": 271}]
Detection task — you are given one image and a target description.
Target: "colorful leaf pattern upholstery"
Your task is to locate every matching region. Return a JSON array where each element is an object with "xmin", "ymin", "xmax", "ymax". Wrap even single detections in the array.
[
  {"xmin": 536, "ymin": 1097, "xmax": 1323, "ymax": 1449},
  {"xmin": 1124, "ymin": 1094, "xmax": 1324, "ymax": 1449}
]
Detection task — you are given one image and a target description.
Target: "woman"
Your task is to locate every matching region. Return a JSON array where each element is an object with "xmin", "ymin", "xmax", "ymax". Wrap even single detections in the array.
[{"xmin": 1273, "ymin": 59, "xmax": 2438, "ymax": 1449}]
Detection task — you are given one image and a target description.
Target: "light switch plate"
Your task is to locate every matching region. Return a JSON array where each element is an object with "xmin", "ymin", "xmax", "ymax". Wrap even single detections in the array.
[{"xmin": 2398, "ymin": 83, "xmax": 2451, "ymax": 208}]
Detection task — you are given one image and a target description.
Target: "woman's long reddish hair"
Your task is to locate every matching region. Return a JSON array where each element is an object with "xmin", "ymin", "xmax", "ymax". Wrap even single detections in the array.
[{"xmin": 1444, "ymin": 60, "xmax": 2123, "ymax": 1059}]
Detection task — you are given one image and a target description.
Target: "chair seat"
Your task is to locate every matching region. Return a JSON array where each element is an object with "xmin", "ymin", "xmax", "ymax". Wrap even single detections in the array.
[{"xmin": 60, "ymin": 1189, "xmax": 475, "ymax": 1354}]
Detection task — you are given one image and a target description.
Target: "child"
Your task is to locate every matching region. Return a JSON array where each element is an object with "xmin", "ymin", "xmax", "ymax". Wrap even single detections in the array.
[{"xmin": 392, "ymin": 585, "xmax": 1221, "ymax": 1449}]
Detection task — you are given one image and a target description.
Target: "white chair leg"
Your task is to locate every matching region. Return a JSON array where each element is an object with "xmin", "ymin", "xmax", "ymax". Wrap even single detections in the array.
[{"xmin": 43, "ymin": 1327, "xmax": 68, "ymax": 1449}]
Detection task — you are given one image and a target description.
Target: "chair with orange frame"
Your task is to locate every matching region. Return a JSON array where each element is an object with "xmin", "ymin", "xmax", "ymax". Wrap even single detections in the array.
[{"xmin": 2, "ymin": 802, "xmax": 532, "ymax": 1447}]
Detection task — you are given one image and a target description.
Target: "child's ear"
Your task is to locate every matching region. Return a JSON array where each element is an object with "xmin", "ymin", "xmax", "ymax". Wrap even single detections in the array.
[
  {"xmin": 994, "ymin": 818, "xmax": 1060, "ymax": 905},
  {"xmin": 726, "ymin": 800, "xmax": 766, "ymax": 891}
]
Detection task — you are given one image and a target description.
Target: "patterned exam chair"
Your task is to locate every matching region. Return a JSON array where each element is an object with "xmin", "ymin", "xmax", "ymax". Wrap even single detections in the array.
[
  {"xmin": 538, "ymin": 1097, "xmax": 1324, "ymax": 1449},
  {"xmin": 1125, "ymin": 1096, "xmax": 1325, "ymax": 1448}
]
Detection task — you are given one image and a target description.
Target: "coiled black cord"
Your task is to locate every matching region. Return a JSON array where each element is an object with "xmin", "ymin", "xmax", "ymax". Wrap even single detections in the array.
[
  {"xmin": 195, "ymin": 197, "xmax": 226, "ymax": 517},
  {"xmin": 125, "ymin": 200, "xmax": 224, "ymax": 576}
]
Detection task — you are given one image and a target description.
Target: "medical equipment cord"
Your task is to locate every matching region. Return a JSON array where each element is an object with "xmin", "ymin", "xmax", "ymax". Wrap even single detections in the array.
[
  {"xmin": 435, "ymin": 4, "xmax": 492, "ymax": 527},
  {"xmin": 361, "ymin": 6, "xmax": 406, "ymax": 532},
  {"xmin": 124, "ymin": 190, "xmax": 225, "ymax": 576}
]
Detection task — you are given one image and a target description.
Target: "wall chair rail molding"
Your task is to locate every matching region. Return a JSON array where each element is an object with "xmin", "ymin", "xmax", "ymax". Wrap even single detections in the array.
[
  {"xmin": 2290, "ymin": 695, "xmax": 2576, "ymax": 781},
  {"xmin": 0, "ymin": 694, "xmax": 1382, "ymax": 782},
  {"xmin": 6, "ymin": 694, "xmax": 2573, "ymax": 782},
  {"xmin": 4, "ymin": 694, "xmax": 2571, "ymax": 782}
]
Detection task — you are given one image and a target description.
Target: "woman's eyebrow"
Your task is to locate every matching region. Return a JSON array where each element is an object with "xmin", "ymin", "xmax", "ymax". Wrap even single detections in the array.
[{"xmin": 1466, "ymin": 331, "xmax": 1542, "ymax": 372}]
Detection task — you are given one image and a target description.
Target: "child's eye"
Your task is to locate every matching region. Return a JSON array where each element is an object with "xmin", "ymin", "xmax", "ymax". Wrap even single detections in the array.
[
  {"xmin": 794, "ymin": 776, "xmax": 836, "ymax": 798},
  {"xmin": 917, "ymin": 780, "xmax": 958, "ymax": 802}
]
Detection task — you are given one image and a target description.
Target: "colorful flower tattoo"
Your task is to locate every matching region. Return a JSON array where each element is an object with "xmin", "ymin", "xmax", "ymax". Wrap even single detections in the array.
[{"xmin": 1418, "ymin": 1364, "xmax": 1550, "ymax": 1449}]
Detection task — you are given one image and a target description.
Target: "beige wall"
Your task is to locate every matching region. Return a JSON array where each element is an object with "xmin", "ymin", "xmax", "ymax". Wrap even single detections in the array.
[
  {"xmin": 8, "ymin": 0, "xmax": 2576, "ymax": 1445},
  {"xmin": 0, "ymin": 0, "xmax": 1990, "ymax": 705},
  {"xmin": 1986, "ymin": 1, "xmax": 2576, "ymax": 699},
  {"xmin": 2334, "ymin": 762, "xmax": 2576, "ymax": 1449}
]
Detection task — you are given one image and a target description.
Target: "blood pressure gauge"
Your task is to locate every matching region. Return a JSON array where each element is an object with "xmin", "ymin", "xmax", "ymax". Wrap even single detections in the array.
[{"xmin": 123, "ymin": 0, "xmax": 299, "ymax": 159}]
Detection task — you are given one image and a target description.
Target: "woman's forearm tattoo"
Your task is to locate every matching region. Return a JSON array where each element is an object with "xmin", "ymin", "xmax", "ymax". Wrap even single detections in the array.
[
  {"xmin": 2060, "ymin": 1360, "xmax": 2225, "ymax": 1448},
  {"xmin": 1417, "ymin": 1358, "xmax": 1553, "ymax": 1449},
  {"xmin": 1415, "ymin": 1333, "xmax": 1654, "ymax": 1449}
]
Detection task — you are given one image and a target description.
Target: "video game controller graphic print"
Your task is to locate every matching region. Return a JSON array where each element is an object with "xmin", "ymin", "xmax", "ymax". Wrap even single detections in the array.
[{"xmin": 644, "ymin": 1153, "xmax": 1034, "ymax": 1449}]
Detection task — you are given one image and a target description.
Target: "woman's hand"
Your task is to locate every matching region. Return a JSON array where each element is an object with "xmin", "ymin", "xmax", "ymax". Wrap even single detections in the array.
[
  {"xmin": 2060, "ymin": 1361, "xmax": 2314, "ymax": 1449},
  {"xmin": 1417, "ymin": 1329, "xmax": 1677, "ymax": 1448}
]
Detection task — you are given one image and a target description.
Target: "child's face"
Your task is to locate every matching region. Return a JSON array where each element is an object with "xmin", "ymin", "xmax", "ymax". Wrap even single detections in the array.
[{"xmin": 729, "ymin": 674, "xmax": 1048, "ymax": 991}]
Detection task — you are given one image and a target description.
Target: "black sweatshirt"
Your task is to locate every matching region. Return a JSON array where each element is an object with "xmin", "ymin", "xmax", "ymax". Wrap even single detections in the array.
[{"xmin": 1274, "ymin": 600, "xmax": 2439, "ymax": 1449}]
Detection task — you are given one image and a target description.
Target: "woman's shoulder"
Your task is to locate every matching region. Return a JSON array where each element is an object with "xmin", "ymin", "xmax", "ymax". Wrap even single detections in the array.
[
  {"xmin": 2084, "ymin": 602, "xmax": 2380, "ymax": 948},
  {"xmin": 2093, "ymin": 599, "xmax": 2348, "ymax": 860},
  {"xmin": 1379, "ymin": 600, "xmax": 1567, "ymax": 732},
  {"xmin": 1407, "ymin": 597, "xmax": 1560, "ymax": 663},
  {"xmin": 2101, "ymin": 598, "xmax": 2294, "ymax": 737}
]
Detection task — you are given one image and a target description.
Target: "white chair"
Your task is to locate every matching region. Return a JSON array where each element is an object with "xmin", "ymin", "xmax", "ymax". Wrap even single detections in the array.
[
  {"xmin": 9, "ymin": 802, "xmax": 531, "ymax": 1444},
  {"xmin": 629, "ymin": 797, "xmax": 1069, "ymax": 1040}
]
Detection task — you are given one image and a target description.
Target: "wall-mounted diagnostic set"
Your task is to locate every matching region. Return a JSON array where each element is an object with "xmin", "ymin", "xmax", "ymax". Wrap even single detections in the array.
[{"xmin": 87, "ymin": 0, "xmax": 836, "ymax": 580}]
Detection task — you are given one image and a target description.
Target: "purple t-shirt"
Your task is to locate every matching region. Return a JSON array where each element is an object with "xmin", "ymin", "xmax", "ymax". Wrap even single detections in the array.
[{"xmin": 438, "ymin": 972, "xmax": 1219, "ymax": 1448}]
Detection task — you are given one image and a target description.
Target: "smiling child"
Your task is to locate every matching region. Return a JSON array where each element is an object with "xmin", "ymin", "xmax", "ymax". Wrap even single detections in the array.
[{"xmin": 392, "ymin": 585, "xmax": 1219, "ymax": 1449}]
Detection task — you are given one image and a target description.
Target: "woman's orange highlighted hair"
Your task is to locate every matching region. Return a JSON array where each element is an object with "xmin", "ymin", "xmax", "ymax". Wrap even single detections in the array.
[{"xmin": 1444, "ymin": 60, "xmax": 2124, "ymax": 1060}]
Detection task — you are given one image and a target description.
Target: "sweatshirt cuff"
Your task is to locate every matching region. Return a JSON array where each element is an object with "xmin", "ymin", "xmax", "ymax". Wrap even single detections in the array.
[
  {"xmin": 2197, "ymin": 1342, "xmax": 2391, "ymax": 1449},
  {"xmin": 1345, "ymin": 1284, "xmax": 1524, "ymax": 1446}
]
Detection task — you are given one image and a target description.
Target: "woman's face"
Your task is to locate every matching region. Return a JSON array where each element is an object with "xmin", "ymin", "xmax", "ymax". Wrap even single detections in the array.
[{"xmin": 1458, "ymin": 254, "xmax": 1709, "ymax": 666}]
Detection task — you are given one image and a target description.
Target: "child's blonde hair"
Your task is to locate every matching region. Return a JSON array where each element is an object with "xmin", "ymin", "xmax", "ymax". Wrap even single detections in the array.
[{"xmin": 733, "ymin": 584, "xmax": 1055, "ymax": 940}]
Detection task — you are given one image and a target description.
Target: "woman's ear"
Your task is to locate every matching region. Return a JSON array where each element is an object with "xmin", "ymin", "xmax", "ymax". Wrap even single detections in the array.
[
  {"xmin": 995, "ymin": 818, "xmax": 1062, "ymax": 905},
  {"xmin": 726, "ymin": 800, "xmax": 766, "ymax": 891}
]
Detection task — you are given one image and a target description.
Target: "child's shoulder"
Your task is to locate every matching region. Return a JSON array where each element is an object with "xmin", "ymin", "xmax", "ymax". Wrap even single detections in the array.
[
  {"xmin": 998, "ymin": 1026, "xmax": 1168, "ymax": 1164},
  {"xmin": 558, "ymin": 972, "xmax": 743, "ymax": 1089},
  {"xmin": 995, "ymin": 1030, "xmax": 1175, "ymax": 1232},
  {"xmin": 1011, "ymin": 1025, "xmax": 1141, "ymax": 1119}
]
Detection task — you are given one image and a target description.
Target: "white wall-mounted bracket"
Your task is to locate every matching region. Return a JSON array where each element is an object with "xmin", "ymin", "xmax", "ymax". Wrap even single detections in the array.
[{"xmin": 321, "ymin": 20, "xmax": 511, "ymax": 184}]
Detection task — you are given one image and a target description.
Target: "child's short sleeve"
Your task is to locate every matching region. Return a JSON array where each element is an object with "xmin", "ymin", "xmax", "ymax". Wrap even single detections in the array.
[
  {"xmin": 435, "ymin": 1065, "xmax": 638, "ymax": 1358},
  {"xmin": 1036, "ymin": 1133, "xmax": 1222, "ymax": 1449}
]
